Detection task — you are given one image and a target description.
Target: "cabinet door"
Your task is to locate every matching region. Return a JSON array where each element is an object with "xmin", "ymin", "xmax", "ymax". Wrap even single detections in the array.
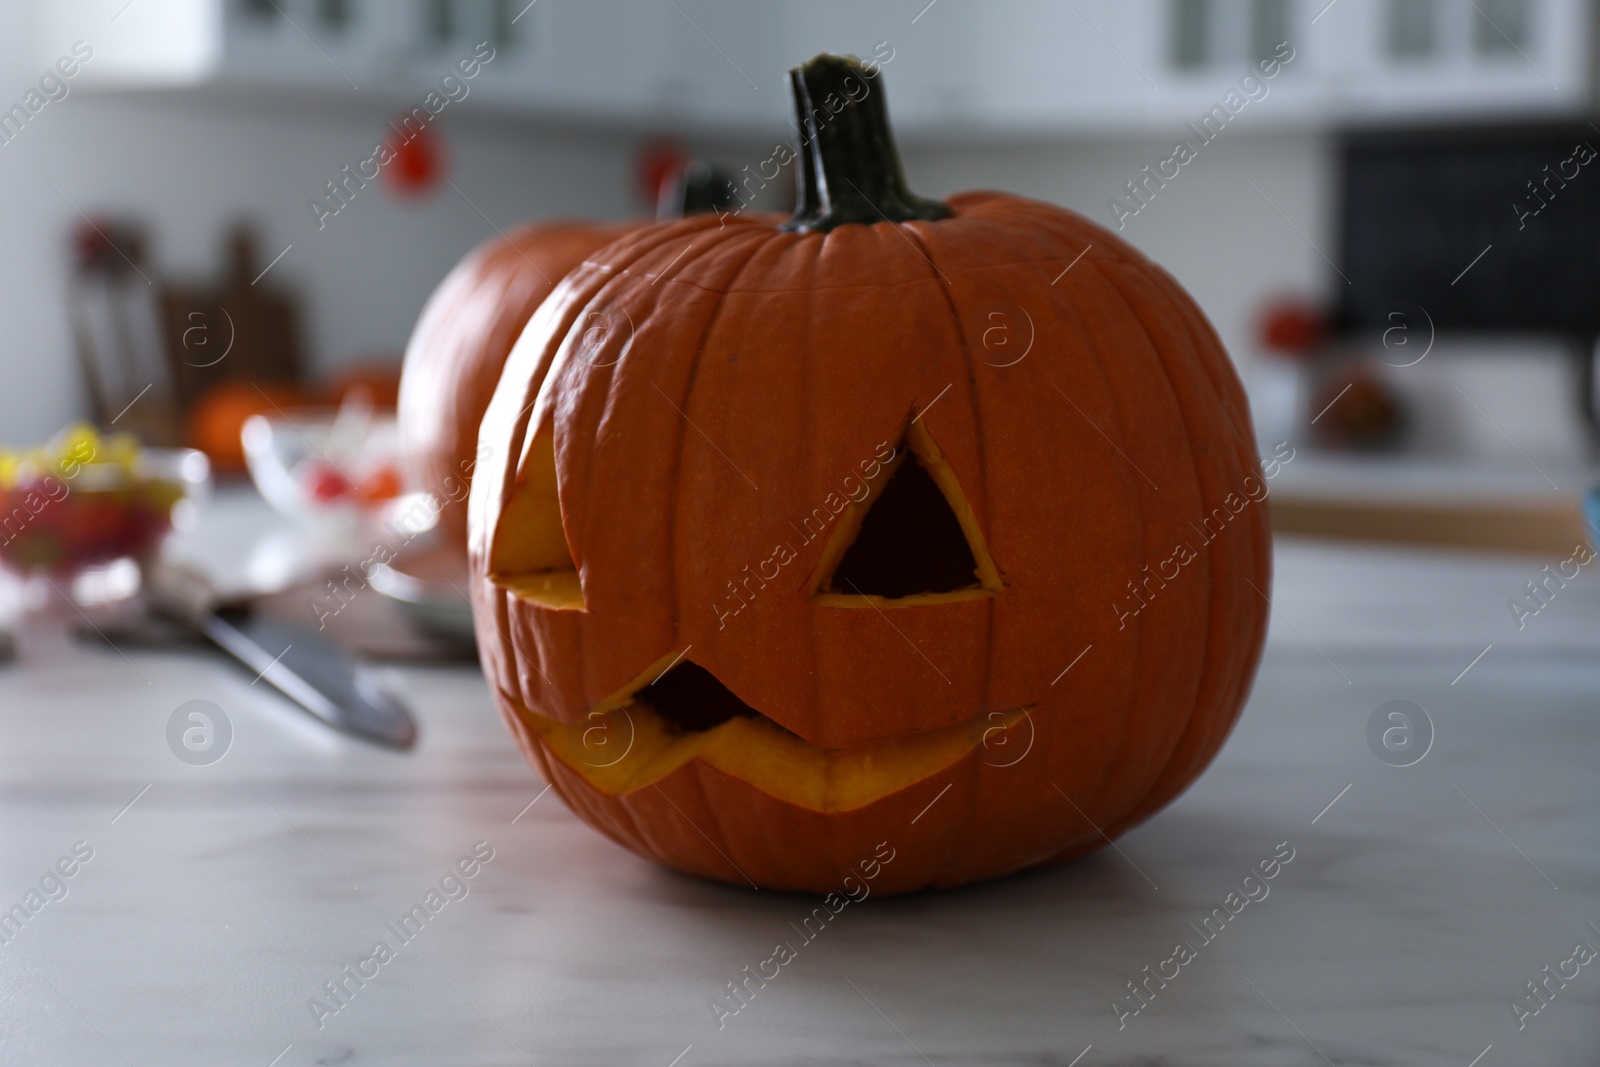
[
  {"xmin": 39, "ymin": 0, "xmax": 1593, "ymax": 130},
  {"xmin": 35, "ymin": 0, "xmax": 223, "ymax": 85},
  {"xmin": 1329, "ymin": 0, "xmax": 1590, "ymax": 118}
]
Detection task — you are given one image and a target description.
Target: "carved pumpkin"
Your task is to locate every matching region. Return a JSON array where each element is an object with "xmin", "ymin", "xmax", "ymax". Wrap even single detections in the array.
[
  {"xmin": 470, "ymin": 55, "xmax": 1270, "ymax": 894},
  {"xmin": 399, "ymin": 221, "xmax": 634, "ymax": 548}
]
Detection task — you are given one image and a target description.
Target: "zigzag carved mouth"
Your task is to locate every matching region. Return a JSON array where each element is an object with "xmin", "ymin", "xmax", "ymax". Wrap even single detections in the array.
[
  {"xmin": 508, "ymin": 656, "xmax": 1029, "ymax": 813},
  {"xmin": 634, "ymin": 661, "xmax": 761, "ymax": 735}
]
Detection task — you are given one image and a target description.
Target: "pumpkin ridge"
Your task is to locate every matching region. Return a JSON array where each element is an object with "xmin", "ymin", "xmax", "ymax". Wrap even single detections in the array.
[
  {"xmin": 1016, "ymin": 222, "xmax": 1204, "ymax": 584},
  {"xmin": 633, "ymin": 251, "xmax": 1145, "ymax": 296},
  {"xmin": 962, "ymin": 195, "xmax": 1147, "ymax": 264},
  {"xmin": 655, "ymin": 229, "xmax": 787, "ymax": 670},
  {"xmin": 1124, "ymin": 257, "xmax": 1267, "ymax": 755},
  {"xmin": 624, "ymin": 782, "xmax": 690, "ymax": 880},
  {"xmin": 1090, "ymin": 259, "xmax": 1250, "ymax": 826},
  {"xmin": 1076, "ymin": 263, "xmax": 1162, "ymax": 822},
  {"xmin": 1010, "ymin": 245, "xmax": 1158, "ymax": 817},
  {"xmin": 682, "ymin": 764, "xmax": 750, "ymax": 888},
  {"xmin": 580, "ymin": 748, "xmax": 660, "ymax": 862},
  {"xmin": 494, "ymin": 222, "xmax": 718, "ymax": 525},
  {"xmin": 1189, "ymin": 300, "xmax": 1272, "ymax": 750},
  {"xmin": 563, "ymin": 222, "xmax": 775, "ymax": 713},
  {"xmin": 588, "ymin": 213, "xmax": 784, "ymax": 286},
  {"xmin": 1100, "ymin": 254, "xmax": 1209, "ymax": 825},
  {"xmin": 482, "ymin": 221, "xmax": 734, "ymax": 716},
  {"xmin": 892, "ymin": 219, "xmax": 1000, "ymax": 742},
  {"xmin": 906, "ymin": 202, "xmax": 1148, "ymax": 806},
  {"xmin": 1084, "ymin": 255, "xmax": 1220, "ymax": 819},
  {"xmin": 798, "ymin": 233, "xmax": 825, "ymax": 738},
  {"xmin": 1094, "ymin": 261, "xmax": 1268, "ymax": 831}
]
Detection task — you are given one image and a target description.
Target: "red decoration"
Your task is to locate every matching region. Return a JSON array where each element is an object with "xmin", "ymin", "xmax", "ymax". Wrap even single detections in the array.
[
  {"xmin": 634, "ymin": 138, "xmax": 688, "ymax": 208},
  {"xmin": 386, "ymin": 123, "xmax": 446, "ymax": 198},
  {"xmin": 305, "ymin": 462, "xmax": 352, "ymax": 503},
  {"xmin": 1257, "ymin": 296, "xmax": 1327, "ymax": 359},
  {"xmin": 1309, "ymin": 359, "xmax": 1406, "ymax": 451}
]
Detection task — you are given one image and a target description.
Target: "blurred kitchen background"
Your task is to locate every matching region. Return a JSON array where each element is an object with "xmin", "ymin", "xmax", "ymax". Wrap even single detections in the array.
[{"xmin": 1, "ymin": 0, "xmax": 1597, "ymax": 556}]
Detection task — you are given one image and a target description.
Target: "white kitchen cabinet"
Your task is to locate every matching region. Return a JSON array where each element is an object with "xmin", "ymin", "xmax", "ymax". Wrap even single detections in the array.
[
  {"xmin": 1299, "ymin": 0, "xmax": 1592, "ymax": 120},
  {"xmin": 30, "ymin": 0, "xmax": 1597, "ymax": 138},
  {"xmin": 35, "ymin": 0, "xmax": 673, "ymax": 124},
  {"xmin": 766, "ymin": 0, "xmax": 1592, "ymax": 135}
]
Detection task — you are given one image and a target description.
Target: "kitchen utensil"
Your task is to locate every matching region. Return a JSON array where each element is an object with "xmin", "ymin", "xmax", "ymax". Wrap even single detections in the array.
[
  {"xmin": 147, "ymin": 561, "xmax": 417, "ymax": 749},
  {"xmin": 368, "ymin": 546, "xmax": 475, "ymax": 648}
]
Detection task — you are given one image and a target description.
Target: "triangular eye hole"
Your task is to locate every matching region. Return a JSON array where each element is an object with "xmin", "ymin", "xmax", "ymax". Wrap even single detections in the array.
[
  {"xmin": 488, "ymin": 429, "xmax": 585, "ymax": 610},
  {"xmin": 811, "ymin": 421, "xmax": 1002, "ymax": 606},
  {"xmin": 828, "ymin": 453, "xmax": 977, "ymax": 596}
]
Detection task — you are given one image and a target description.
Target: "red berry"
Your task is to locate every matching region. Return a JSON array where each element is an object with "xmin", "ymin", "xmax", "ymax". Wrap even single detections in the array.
[{"xmin": 305, "ymin": 464, "xmax": 351, "ymax": 503}]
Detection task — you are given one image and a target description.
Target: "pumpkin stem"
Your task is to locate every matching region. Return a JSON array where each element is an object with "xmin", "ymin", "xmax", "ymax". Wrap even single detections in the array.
[{"xmin": 781, "ymin": 54, "xmax": 950, "ymax": 233}]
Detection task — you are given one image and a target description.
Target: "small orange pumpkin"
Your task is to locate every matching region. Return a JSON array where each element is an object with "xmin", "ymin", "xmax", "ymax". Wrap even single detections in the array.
[
  {"xmin": 187, "ymin": 379, "xmax": 308, "ymax": 473},
  {"xmin": 471, "ymin": 55, "xmax": 1270, "ymax": 894}
]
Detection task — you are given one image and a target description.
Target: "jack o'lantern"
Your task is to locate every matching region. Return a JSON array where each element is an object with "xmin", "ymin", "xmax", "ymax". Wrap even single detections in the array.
[{"xmin": 470, "ymin": 55, "xmax": 1270, "ymax": 894}]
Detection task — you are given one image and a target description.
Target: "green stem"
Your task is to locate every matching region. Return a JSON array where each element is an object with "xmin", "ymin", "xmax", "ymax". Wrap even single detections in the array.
[{"xmin": 781, "ymin": 54, "xmax": 949, "ymax": 233}]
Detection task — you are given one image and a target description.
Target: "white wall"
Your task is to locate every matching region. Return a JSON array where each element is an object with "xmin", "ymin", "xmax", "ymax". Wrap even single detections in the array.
[{"xmin": 0, "ymin": 3, "xmax": 640, "ymax": 445}]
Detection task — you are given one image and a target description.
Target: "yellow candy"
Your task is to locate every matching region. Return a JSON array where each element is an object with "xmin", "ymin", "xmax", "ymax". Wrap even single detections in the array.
[
  {"xmin": 57, "ymin": 424, "xmax": 101, "ymax": 467},
  {"xmin": 2, "ymin": 425, "xmax": 154, "ymax": 489},
  {"xmin": 103, "ymin": 433, "xmax": 139, "ymax": 470}
]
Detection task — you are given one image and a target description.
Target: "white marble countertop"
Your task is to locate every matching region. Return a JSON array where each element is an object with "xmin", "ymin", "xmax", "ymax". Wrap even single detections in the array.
[{"xmin": 0, "ymin": 500, "xmax": 1597, "ymax": 1065}]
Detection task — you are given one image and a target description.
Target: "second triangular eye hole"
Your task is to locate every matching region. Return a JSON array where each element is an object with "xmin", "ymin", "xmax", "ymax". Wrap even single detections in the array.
[{"xmin": 812, "ymin": 421, "xmax": 1002, "ymax": 606}]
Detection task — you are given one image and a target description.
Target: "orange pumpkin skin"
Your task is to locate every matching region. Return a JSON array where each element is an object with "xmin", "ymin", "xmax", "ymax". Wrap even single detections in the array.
[
  {"xmin": 399, "ymin": 221, "xmax": 633, "ymax": 550},
  {"xmin": 470, "ymin": 61, "xmax": 1270, "ymax": 895}
]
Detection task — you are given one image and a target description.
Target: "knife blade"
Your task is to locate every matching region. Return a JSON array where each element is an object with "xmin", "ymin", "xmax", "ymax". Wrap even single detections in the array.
[
  {"xmin": 147, "ymin": 561, "xmax": 418, "ymax": 749},
  {"xmin": 201, "ymin": 611, "xmax": 417, "ymax": 749}
]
